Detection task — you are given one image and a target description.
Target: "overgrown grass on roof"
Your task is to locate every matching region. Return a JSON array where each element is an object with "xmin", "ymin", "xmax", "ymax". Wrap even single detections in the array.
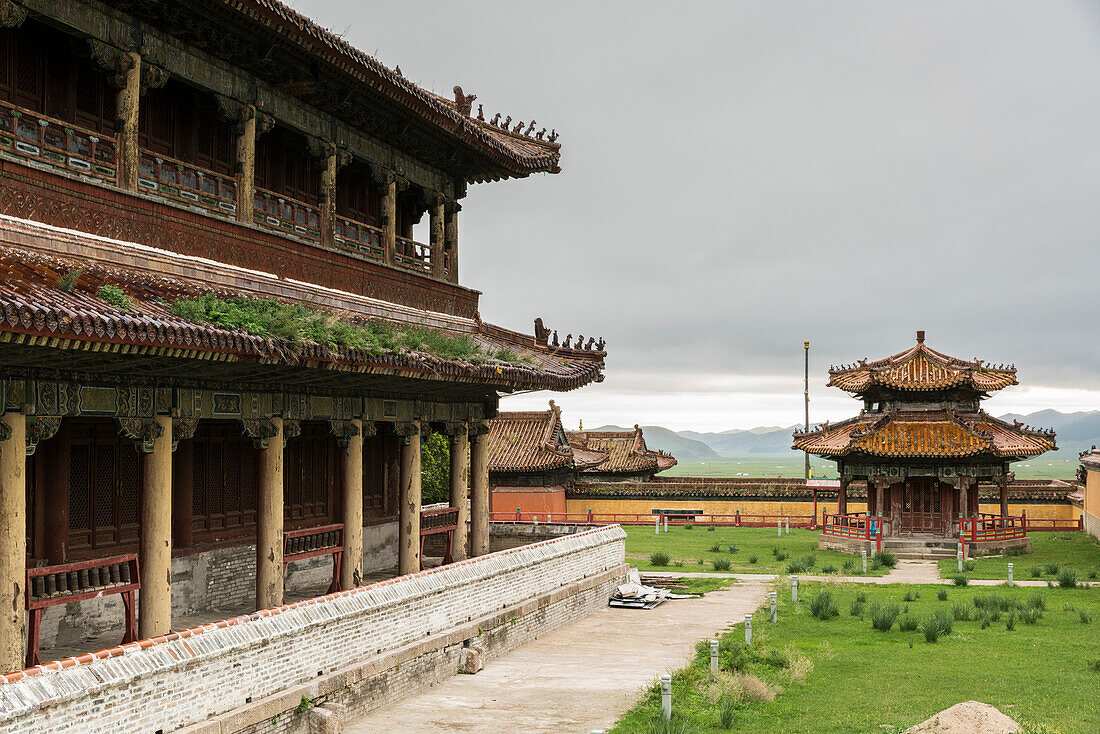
[{"xmin": 168, "ymin": 294, "xmax": 535, "ymax": 365}]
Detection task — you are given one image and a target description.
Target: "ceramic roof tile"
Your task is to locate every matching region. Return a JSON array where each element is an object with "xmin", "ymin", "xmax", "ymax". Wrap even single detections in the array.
[{"xmin": 566, "ymin": 426, "xmax": 677, "ymax": 474}]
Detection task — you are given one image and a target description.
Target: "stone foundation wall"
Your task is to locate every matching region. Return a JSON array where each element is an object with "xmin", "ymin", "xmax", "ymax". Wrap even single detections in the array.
[
  {"xmin": 0, "ymin": 525, "xmax": 627, "ymax": 734},
  {"xmin": 489, "ymin": 521, "xmax": 587, "ymax": 551}
]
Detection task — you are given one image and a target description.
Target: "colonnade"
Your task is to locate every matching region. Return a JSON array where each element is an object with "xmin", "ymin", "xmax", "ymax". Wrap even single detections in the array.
[{"xmin": 0, "ymin": 414, "xmax": 491, "ymax": 673}]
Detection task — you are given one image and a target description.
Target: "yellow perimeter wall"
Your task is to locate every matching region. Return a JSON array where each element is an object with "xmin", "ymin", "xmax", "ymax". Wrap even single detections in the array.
[
  {"xmin": 567, "ymin": 498, "xmax": 1077, "ymax": 522},
  {"xmin": 1085, "ymin": 468, "xmax": 1100, "ymax": 540}
]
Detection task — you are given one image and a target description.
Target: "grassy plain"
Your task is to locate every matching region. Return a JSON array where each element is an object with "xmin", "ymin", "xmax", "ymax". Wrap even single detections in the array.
[
  {"xmin": 624, "ymin": 525, "xmax": 888, "ymax": 576},
  {"xmin": 937, "ymin": 532, "xmax": 1100, "ymax": 581},
  {"xmin": 664, "ymin": 455, "xmax": 1077, "ymax": 481},
  {"xmin": 611, "ymin": 582, "xmax": 1100, "ymax": 733}
]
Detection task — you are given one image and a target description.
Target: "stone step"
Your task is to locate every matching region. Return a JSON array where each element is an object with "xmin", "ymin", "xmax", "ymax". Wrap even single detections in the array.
[{"xmin": 895, "ymin": 551, "xmax": 955, "ymax": 560}]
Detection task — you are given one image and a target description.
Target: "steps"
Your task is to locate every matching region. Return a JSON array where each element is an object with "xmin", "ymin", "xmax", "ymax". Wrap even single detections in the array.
[{"xmin": 883, "ymin": 536, "xmax": 958, "ymax": 561}]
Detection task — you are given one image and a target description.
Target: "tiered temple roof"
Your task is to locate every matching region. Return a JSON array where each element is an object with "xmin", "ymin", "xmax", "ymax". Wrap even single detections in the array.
[
  {"xmin": 487, "ymin": 402, "xmax": 608, "ymax": 473},
  {"xmin": 566, "ymin": 426, "xmax": 678, "ymax": 476},
  {"xmin": 828, "ymin": 331, "xmax": 1018, "ymax": 395}
]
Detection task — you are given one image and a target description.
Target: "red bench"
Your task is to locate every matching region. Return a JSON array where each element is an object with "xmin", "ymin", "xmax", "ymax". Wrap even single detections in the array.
[
  {"xmin": 25, "ymin": 554, "xmax": 140, "ymax": 668},
  {"xmin": 282, "ymin": 523, "xmax": 344, "ymax": 595}
]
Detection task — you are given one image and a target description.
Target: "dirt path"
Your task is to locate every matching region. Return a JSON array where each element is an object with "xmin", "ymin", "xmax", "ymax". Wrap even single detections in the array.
[{"xmin": 345, "ymin": 578, "xmax": 771, "ymax": 734}]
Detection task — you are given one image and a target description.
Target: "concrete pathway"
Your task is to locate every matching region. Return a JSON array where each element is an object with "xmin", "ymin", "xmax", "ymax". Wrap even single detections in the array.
[{"xmin": 345, "ymin": 577, "xmax": 771, "ymax": 734}]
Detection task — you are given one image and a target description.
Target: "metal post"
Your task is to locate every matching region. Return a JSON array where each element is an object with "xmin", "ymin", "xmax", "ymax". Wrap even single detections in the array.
[
  {"xmin": 785, "ymin": 517, "xmax": 790, "ymax": 535},
  {"xmin": 861, "ymin": 549, "xmax": 867, "ymax": 573},
  {"xmin": 744, "ymin": 614, "xmax": 752, "ymax": 645},
  {"xmin": 792, "ymin": 575, "xmax": 799, "ymax": 603},
  {"xmin": 1008, "ymin": 562, "xmax": 1014, "ymax": 587},
  {"xmin": 660, "ymin": 674, "xmax": 672, "ymax": 720},
  {"xmin": 655, "ymin": 516, "xmax": 660, "ymax": 535},
  {"xmin": 770, "ymin": 592, "xmax": 777, "ymax": 622},
  {"xmin": 804, "ymin": 340, "xmax": 810, "ymax": 481},
  {"xmin": 709, "ymin": 639, "xmax": 719, "ymax": 675},
  {"xmin": 664, "ymin": 516, "xmax": 668, "ymax": 533}
]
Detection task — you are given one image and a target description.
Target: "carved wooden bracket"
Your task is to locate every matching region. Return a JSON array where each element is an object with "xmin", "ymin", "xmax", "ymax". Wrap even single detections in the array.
[
  {"xmin": 88, "ymin": 40, "xmax": 135, "ymax": 89},
  {"xmin": 140, "ymin": 63, "xmax": 169, "ymax": 94},
  {"xmin": 393, "ymin": 421, "xmax": 421, "ymax": 446},
  {"xmin": 440, "ymin": 421, "xmax": 468, "ymax": 445},
  {"xmin": 116, "ymin": 417, "xmax": 165, "ymax": 453},
  {"xmin": 467, "ymin": 421, "xmax": 490, "ymax": 443},
  {"xmin": 360, "ymin": 420, "xmax": 377, "ymax": 438},
  {"xmin": 0, "ymin": 419, "xmax": 11, "ymax": 443},
  {"xmin": 328, "ymin": 419, "xmax": 360, "ymax": 448},
  {"xmin": 25, "ymin": 416, "xmax": 61, "ymax": 456},
  {"xmin": 172, "ymin": 417, "xmax": 199, "ymax": 452},
  {"xmin": 240, "ymin": 418, "xmax": 279, "ymax": 450},
  {"xmin": 283, "ymin": 419, "xmax": 301, "ymax": 441},
  {"xmin": 0, "ymin": 0, "xmax": 27, "ymax": 28}
]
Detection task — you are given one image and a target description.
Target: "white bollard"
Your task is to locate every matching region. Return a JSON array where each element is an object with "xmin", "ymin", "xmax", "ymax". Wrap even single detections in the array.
[
  {"xmin": 655, "ymin": 516, "xmax": 660, "ymax": 535},
  {"xmin": 785, "ymin": 517, "xmax": 790, "ymax": 535},
  {"xmin": 861, "ymin": 549, "xmax": 867, "ymax": 573},
  {"xmin": 709, "ymin": 639, "xmax": 719, "ymax": 674},
  {"xmin": 547, "ymin": 513, "xmax": 552, "ymax": 523},
  {"xmin": 957, "ymin": 549, "xmax": 963, "ymax": 573},
  {"xmin": 744, "ymin": 614, "xmax": 752, "ymax": 645},
  {"xmin": 660, "ymin": 674, "xmax": 672, "ymax": 719},
  {"xmin": 770, "ymin": 592, "xmax": 777, "ymax": 622},
  {"xmin": 777, "ymin": 520, "xmax": 782, "ymax": 537},
  {"xmin": 534, "ymin": 515, "xmax": 539, "ymax": 526},
  {"xmin": 1008, "ymin": 562, "xmax": 1014, "ymax": 587},
  {"xmin": 664, "ymin": 516, "xmax": 668, "ymax": 533},
  {"xmin": 792, "ymin": 575, "xmax": 799, "ymax": 603}
]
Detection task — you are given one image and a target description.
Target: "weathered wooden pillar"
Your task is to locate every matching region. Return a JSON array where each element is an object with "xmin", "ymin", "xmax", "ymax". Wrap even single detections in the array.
[
  {"xmin": 430, "ymin": 195, "xmax": 445, "ymax": 279},
  {"xmin": 256, "ymin": 418, "xmax": 284, "ymax": 609},
  {"xmin": 447, "ymin": 423, "xmax": 469, "ymax": 562},
  {"xmin": 338, "ymin": 419, "xmax": 364, "ymax": 589},
  {"xmin": 233, "ymin": 106, "xmax": 257, "ymax": 224},
  {"xmin": 469, "ymin": 424, "xmax": 490, "ymax": 557},
  {"xmin": 397, "ymin": 422, "xmax": 421, "ymax": 575},
  {"xmin": 319, "ymin": 148, "xmax": 338, "ymax": 248},
  {"xmin": 139, "ymin": 416, "xmax": 173, "ymax": 638},
  {"xmin": 999, "ymin": 474, "xmax": 1009, "ymax": 518},
  {"xmin": 837, "ymin": 477, "xmax": 848, "ymax": 515},
  {"xmin": 172, "ymin": 439, "xmax": 193, "ymax": 549},
  {"xmin": 0, "ymin": 411, "xmax": 26, "ymax": 673},
  {"xmin": 444, "ymin": 203, "xmax": 459, "ymax": 283},
  {"xmin": 875, "ymin": 477, "xmax": 887, "ymax": 535},
  {"xmin": 115, "ymin": 51, "xmax": 142, "ymax": 191},
  {"xmin": 382, "ymin": 173, "xmax": 397, "ymax": 265}
]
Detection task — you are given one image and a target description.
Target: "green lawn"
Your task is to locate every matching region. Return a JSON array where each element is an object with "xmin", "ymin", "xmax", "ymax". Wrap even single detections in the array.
[
  {"xmin": 612, "ymin": 582, "xmax": 1100, "ymax": 733},
  {"xmin": 938, "ymin": 532, "xmax": 1100, "ymax": 581},
  {"xmin": 624, "ymin": 525, "xmax": 888, "ymax": 576}
]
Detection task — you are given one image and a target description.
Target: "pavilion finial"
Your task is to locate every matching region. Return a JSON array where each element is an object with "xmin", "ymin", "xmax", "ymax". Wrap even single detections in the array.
[{"xmin": 916, "ymin": 330, "xmax": 925, "ymax": 344}]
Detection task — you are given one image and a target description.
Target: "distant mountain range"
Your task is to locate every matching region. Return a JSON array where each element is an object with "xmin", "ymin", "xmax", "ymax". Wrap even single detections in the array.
[{"xmin": 593, "ymin": 410, "xmax": 1100, "ymax": 459}]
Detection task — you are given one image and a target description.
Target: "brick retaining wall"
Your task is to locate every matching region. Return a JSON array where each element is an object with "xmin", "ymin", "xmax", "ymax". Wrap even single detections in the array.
[{"xmin": 0, "ymin": 525, "xmax": 626, "ymax": 733}]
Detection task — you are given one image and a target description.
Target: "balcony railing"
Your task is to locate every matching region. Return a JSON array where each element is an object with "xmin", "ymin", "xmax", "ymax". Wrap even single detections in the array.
[
  {"xmin": 395, "ymin": 234, "xmax": 433, "ymax": 273},
  {"xmin": 253, "ymin": 188, "xmax": 322, "ymax": 242},
  {"xmin": 334, "ymin": 214, "xmax": 384, "ymax": 260},
  {"xmin": 0, "ymin": 100, "xmax": 116, "ymax": 184},
  {"xmin": 138, "ymin": 150, "xmax": 237, "ymax": 219}
]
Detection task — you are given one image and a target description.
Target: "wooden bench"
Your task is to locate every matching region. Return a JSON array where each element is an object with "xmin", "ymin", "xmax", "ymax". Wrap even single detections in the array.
[
  {"xmin": 282, "ymin": 523, "xmax": 344, "ymax": 595},
  {"xmin": 420, "ymin": 507, "xmax": 460, "ymax": 570},
  {"xmin": 25, "ymin": 554, "xmax": 140, "ymax": 668}
]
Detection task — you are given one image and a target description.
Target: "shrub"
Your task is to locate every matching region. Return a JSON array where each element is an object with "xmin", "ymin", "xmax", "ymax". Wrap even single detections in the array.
[
  {"xmin": 786, "ymin": 558, "xmax": 810, "ymax": 574},
  {"xmin": 849, "ymin": 600, "xmax": 865, "ymax": 617},
  {"xmin": 748, "ymin": 554, "xmax": 759, "ymax": 564},
  {"xmin": 820, "ymin": 564, "xmax": 837, "ymax": 574},
  {"xmin": 57, "ymin": 267, "xmax": 84, "ymax": 292},
  {"xmin": 869, "ymin": 559, "xmax": 884, "ymax": 571},
  {"xmin": 898, "ymin": 615, "xmax": 919, "ymax": 632},
  {"xmin": 870, "ymin": 603, "xmax": 900, "ymax": 632},
  {"xmin": 1020, "ymin": 607, "xmax": 1043, "ymax": 625},
  {"xmin": 843, "ymin": 559, "xmax": 857, "ymax": 574},
  {"xmin": 770, "ymin": 546, "xmax": 780, "ymax": 557},
  {"xmin": 979, "ymin": 614, "xmax": 992, "ymax": 629},
  {"xmin": 97, "ymin": 284, "xmax": 132, "ymax": 311},
  {"xmin": 1005, "ymin": 612, "xmax": 1018, "ymax": 631},
  {"xmin": 962, "ymin": 560, "xmax": 976, "ymax": 572},
  {"xmin": 672, "ymin": 560, "xmax": 685, "ymax": 568},
  {"xmin": 698, "ymin": 558, "xmax": 705, "ymax": 565},
  {"xmin": 716, "ymin": 699, "xmax": 737, "ymax": 730},
  {"xmin": 936, "ymin": 588, "xmax": 949, "ymax": 601},
  {"xmin": 920, "ymin": 615, "xmax": 944, "ymax": 642},
  {"xmin": 709, "ymin": 542, "xmax": 723, "ymax": 553},
  {"xmin": 974, "ymin": 594, "xmax": 1016, "ymax": 613},
  {"xmin": 951, "ymin": 603, "xmax": 974, "ymax": 621},
  {"xmin": 775, "ymin": 550, "xmax": 789, "ymax": 562},
  {"xmin": 952, "ymin": 574, "xmax": 969, "ymax": 586},
  {"xmin": 707, "ymin": 525, "xmax": 716, "ymax": 532},
  {"xmin": 649, "ymin": 551, "xmax": 670, "ymax": 567},
  {"xmin": 1044, "ymin": 563, "xmax": 1061, "ymax": 576},
  {"xmin": 1080, "ymin": 611, "xmax": 1093, "ymax": 624},
  {"xmin": 903, "ymin": 589, "xmax": 920, "ymax": 603},
  {"xmin": 855, "ymin": 591, "xmax": 868, "ymax": 604},
  {"xmin": 712, "ymin": 558, "xmax": 732, "ymax": 572},
  {"xmin": 873, "ymin": 550, "xmax": 898, "ymax": 568},
  {"xmin": 1057, "ymin": 568, "xmax": 1078, "ymax": 588},
  {"xmin": 1029, "ymin": 567, "xmax": 1042, "ymax": 578},
  {"xmin": 682, "ymin": 523, "xmax": 693, "ymax": 530},
  {"xmin": 809, "ymin": 591, "xmax": 839, "ymax": 620}
]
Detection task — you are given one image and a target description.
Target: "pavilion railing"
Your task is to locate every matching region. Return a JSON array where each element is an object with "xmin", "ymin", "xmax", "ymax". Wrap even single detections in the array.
[
  {"xmin": 488, "ymin": 511, "xmax": 815, "ymax": 528},
  {"xmin": 0, "ymin": 99, "xmax": 116, "ymax": 184},
  {"xmin": 138, "ymin": 150, "xmax": 238, "ymax": 219},
  {"xmin": 282, "ymin": 523, "xmax": 343, "ymax": 595},
  {"xmin": 822, "ymin": 512, "xmax": 882, "ymax": 552},
  {"xmin": 420, "ymin": 506, "xmax": 459, "ymax": 569},
  {"xmin": 254, "ymin": 187, "xmax": 322, "ymax": 242},
  {"xmin": 395, "ymin": 234, "xmax": 433, "ymax": 273},
  {"xmin": 959, "ymin": 515, "xmax": 1026, "ymax": 543},
  {"xmin": 334, "ymin": 214, "xmax": 385, "ymax": 260},
  {"xmin": 1020, "ymin": 517, "xmax": 1083, "ymax": 532}
]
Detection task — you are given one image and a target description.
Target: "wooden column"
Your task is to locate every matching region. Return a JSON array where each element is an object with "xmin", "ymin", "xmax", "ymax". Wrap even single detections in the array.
[
  {"xmin": 234, "ymin": 107, "xmax": 257, "ymax": 225},
  {"xmin": 838, "ymin": 477, "xmax": 848, "ymax": 515},
  {"xmin": 447, "ymin": 425, "xmax": 469, "ymax": 562},
  {"xmin": 382, "ymin": 174, "xmax": 397, "ymax": 265},
  {"xmin": 340, "ymin": 419, "xmax": 364, "ymax": 589},
  {"xmin": 444, "ymin": 203, "xmax": 459, "ymax": 283},
  {"xmin": 139, "ymin": 416, "xmax": 173, "ymax": 638},
  {"xmin": 256, "ymin": 418, "xmax": 284, "ymax": 610},
  {"xmin": 999, "ymin": 475, "xmax": 1009, "ymax": 518},
  {"xmin": 115, "ymin": 51, "xmax": 142, "ymax": 191},
  {"xmin": 469, "ymin": 425, "xmax": 490, "ymax": 557},
  {"xmin": 172, "ymin": 440, "xmax": 194, "ymax": 549},
  {"xmin": 0, "ymin": 411, "xmax": 26, "ymax": 673},
  {"xmin": 319, "ymin": 150, "xmax": 338, "ymax": 248},
  {"xmin": 397, "ymin": 422, "xmax": 421, "ymax": 576},
  {"xmin": 43, "ymin": 424, "xmax": 70, "ymax": 564},
  {"xmin": 429, "ymin": 196, "xmax": 445, "ymax": 279}
]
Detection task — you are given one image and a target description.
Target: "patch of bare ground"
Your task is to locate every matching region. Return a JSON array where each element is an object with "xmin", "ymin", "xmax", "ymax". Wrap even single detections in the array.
[{"xmin": 903, "ymin": 701, "xmax": 1019, "ymax": 734}]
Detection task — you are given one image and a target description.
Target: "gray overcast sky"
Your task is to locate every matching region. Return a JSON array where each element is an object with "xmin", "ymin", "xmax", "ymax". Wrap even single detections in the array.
[{"xmin": 288, "ymin": 1, "xmax": 1100, "ymax": 430}]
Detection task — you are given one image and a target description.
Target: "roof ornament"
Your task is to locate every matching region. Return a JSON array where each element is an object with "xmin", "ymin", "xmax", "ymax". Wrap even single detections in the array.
[
  {"xmin": 562, "ymin": 333, "xmax": 572, "ymax": 348},
  {"xmin": 524, "ymin": 121, "xmax": 536, "ymax": 135},
  {"xmin": 476, "ymin": 104, "xmax": 485, "ymax": 122},
  {"xmin": 502, "ymin": 115, "xmax": 512, "ymax": 130},
  {"xmin": 394, "ymin": 65, "xmax": 402, "ymax": 77},
  {"xmin": 576, "ymin": 335, "xmax": 584, "ymax": 350},
  {"xmin": 490, "ymin": 113, "xmax": 501, "ymax": 126},
  {"xmin": 585, "ymin": 337, "xmax": 595, "ymax": 350},
  {"xmin": 512, "ymin": 120, "xmax": 524, "ymax": 133},
  {"xmin": 916, "ymin": 330, "xmax": 925, "ymax": 343},
  {"xmin": 596, "ymin": 337, "xmax": 606, "ymax": 351},
  {"xmin": 548, "ymin": 129, "xmax": 559, "ymax": 142},
  {"xmin": 453, "ymin": 86, "xmax": 477, "ymax": 116},
  {"xmin": 551, "ymin": 330, "xmax": 559, "ymax": 347},
  {"xmin": 533, "ymin": 317, "xmax": 550, "ymax": 346},
  {"xmin": 536, "ymin": 128, "xmax": 546, "ymax": 140}
]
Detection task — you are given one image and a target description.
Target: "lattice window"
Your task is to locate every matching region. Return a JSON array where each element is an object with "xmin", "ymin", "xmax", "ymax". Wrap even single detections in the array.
[
  {"xmin": 69, "ymin": 445, "xmax": 91, "ymax": 531},
  {"xmin": 363, "ymin": 434, "xmax": 386, "ymax": 517},
  {"xmin": 68, "ymin": 421, "xmax": 143, "ymax": 555},
  {"xmin": 285, "ymin": 422, "xmax": 335, "ymax": 523}
]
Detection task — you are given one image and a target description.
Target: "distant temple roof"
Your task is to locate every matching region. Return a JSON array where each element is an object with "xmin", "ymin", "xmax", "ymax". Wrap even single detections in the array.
[
  {"xmin": 828, "ymin": 331, "xmax": 1018, "ymax": 395},
  {"xmin": 0, "ymin": 217, "xmax": 604, "ymax": 394},
  {"xmin": 487, "ymin": 402, "xmax": 607, "ymax": 473},
  {"xmin": 793, "ymin": 410, "xmax": 1056, "ymax": 460},
  {"xmin": 566, "ymin": 426, "xmax": 678, "ymax": 475},
  {"xmin": 1081, "ymin": 447, "xmax": 1100, "ymax": 470}
]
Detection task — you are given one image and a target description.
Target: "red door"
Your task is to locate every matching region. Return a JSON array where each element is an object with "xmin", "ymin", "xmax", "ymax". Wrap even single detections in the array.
[{"xmin": 901, "ymin": 478, "xmax": 945, "ymax": 535}]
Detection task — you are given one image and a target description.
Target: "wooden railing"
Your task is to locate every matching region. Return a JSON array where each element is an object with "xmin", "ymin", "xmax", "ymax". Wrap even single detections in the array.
[
  {"xmin": 282, "ymin": 523, "xmax": 343, "ymax": 595},
  {"xmin": 488, "ymin": 511, "xmax": 815, "ymax": 528},
  {"xmin": 822, "ymin": 512, "xmax": 882, "ymax": 551},
  {"xmin": 959, "ymin": 515, "xmax": 1026, "ymax": 542},
  {"xmin": 395, "ymin": 234, "xmax": 433, "ymax": 273},
  {"xmin": 420, "ymin": 506, "xmax": 460, "ymax": 569},
  {"xmin": 138, "ymin": 150, "xmax": 237, "ymax": 219},
  {"xmin": 25, "ymin": 554, "xmax": 140, "ymax": 667},
  {"xmin": 254, "ymin": 188, "xmax": 322, "ymax": 243},
  {"xmin": 0, "ymin": 99, "xmax": 116, "ymax": 184},
  {"xmin": 1021, "ymin": 517, "xmax": 1083, "ymax": 532},
  {"xmin": 334, "ymin": 214, "xmax": 384, "ymax": 259}
]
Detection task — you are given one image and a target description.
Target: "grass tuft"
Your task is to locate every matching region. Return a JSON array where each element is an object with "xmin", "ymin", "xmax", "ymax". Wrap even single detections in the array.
[
  {"xmin": 872, "ymin": 550, "xmax": 898, "ymax": 568},
  {"xmin": 1057, "ymin": 568, "xmax": 1078, "ymax": 589},
  {"xmin": 952, "ymin": 574, "xmax": 969, "ymax": 586},
  {"xmin": 869, "ymin": 602, "xmax": 900, "ymax": 632},
  {"xmin": 649, "ymin": 551, "xmax": 670, "ymax": 567},
  {"xmin": 809, "ymin": 591, "xmax": 839, "ymax": 620},
  {"xmin": 712, "ymin": 558, "xmax": 732, "ymax": 572},
  {"xmin": 936, "ymin": 588, "xmax": 949, "ymax": 602}
]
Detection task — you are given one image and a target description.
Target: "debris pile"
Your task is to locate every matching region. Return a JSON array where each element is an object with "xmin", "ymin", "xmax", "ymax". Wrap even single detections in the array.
[
  {"xmin": 903, "ymin": 701, "xmax": 1019, "ymax": 734},
  {"xmin": 610, "ymin": 569, "xmax": 694, "ymax": 609}
]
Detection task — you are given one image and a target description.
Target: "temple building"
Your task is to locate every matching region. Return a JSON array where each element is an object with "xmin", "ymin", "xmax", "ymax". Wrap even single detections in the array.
[
  {"xmin": 793, "ymin": 332, "xmax": 1055, "ymax": 547},
  {"xmin": 566, "ymin": 425, "xmax": 677, "ymax": 482},
  {"xmin": 1080, "ymin": 447, "xmax": 1100, "ymax": 540},
  {"xmin": 0, "ymin": 0, "xmax": 605, "ymax": 674}
]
